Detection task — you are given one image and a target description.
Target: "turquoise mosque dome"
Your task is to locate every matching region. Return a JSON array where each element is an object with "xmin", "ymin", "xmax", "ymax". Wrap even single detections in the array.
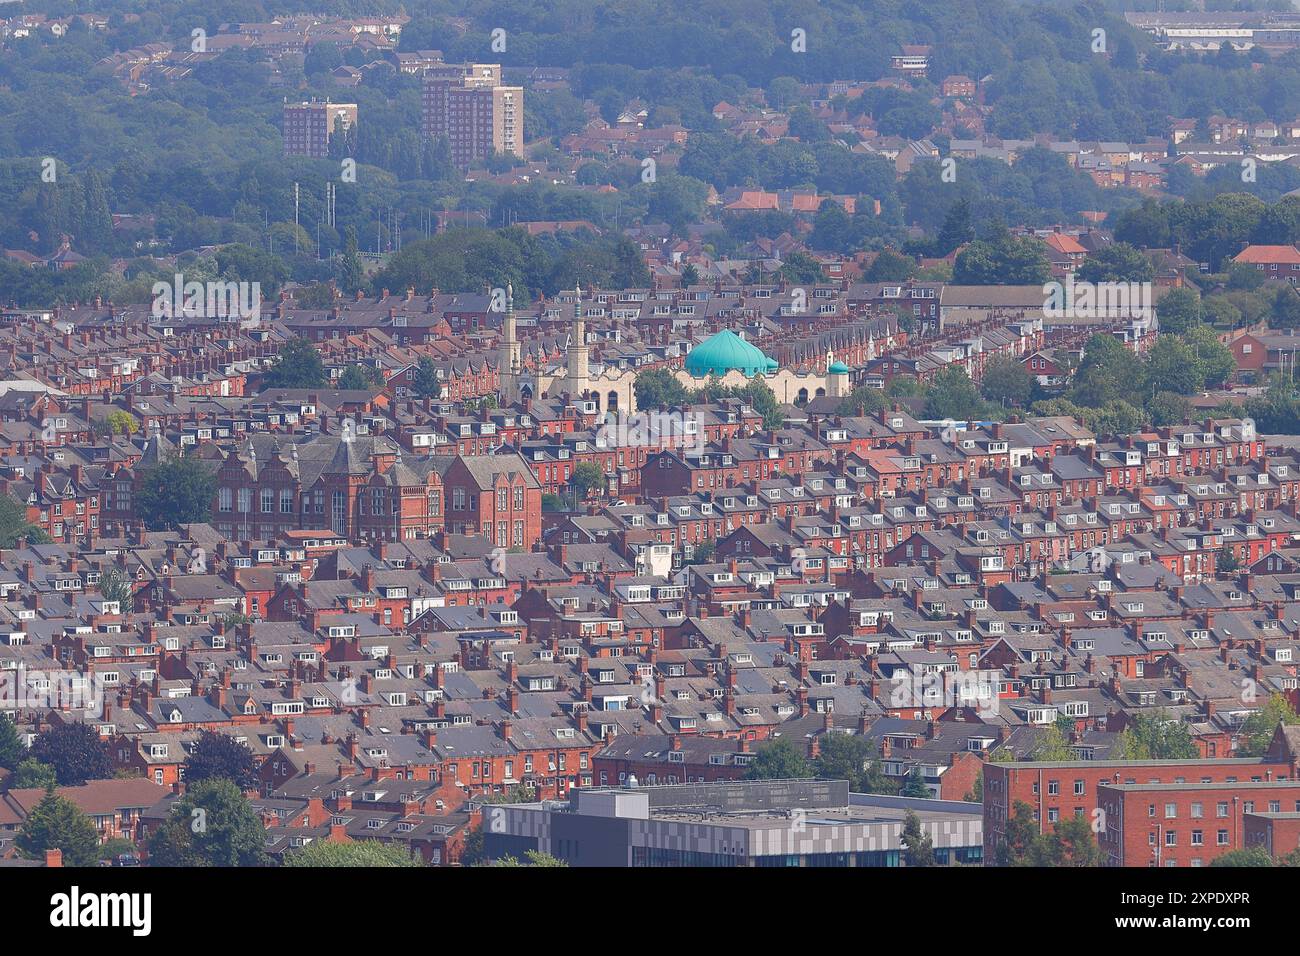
[{"xmin": 684, "ymin": 329, "xmax": 776, "ymax": 377}]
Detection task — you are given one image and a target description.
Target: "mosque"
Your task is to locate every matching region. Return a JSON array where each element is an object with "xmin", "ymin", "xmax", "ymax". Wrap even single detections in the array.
[{"xmin": 497, "ymin": 285, "xmax": 855, "ymax": 414}]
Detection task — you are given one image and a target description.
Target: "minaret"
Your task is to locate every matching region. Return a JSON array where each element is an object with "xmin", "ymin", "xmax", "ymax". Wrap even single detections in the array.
[
  {"xmin": 567, "ymin": 282, "xmax": 589, "ymax": 394},
  {"xmin": 501, "ymin": 282, "xmax": 521, "ymax": 375}
]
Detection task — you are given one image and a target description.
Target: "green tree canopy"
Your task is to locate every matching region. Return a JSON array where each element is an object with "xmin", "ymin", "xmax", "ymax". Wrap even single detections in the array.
[
  {"xmin": 0, "ymin": 494, "xmax": 49, "ymax": 547},
  {"xmin": 1077, "ymin": 243, "xmax": 1154, "ymax": 283},
  {"xmin": 0, "ymin": 714, "xmax": 23, "ymax": 770},
  {"xmin": 1237, "ymin": 693, "xmax": 1300, "ymax": 757},
  {"xmin": 924, "ymin": 365, "xmax": 987, "ymax": 420},
  {"xmin": 30, "ymin": 722, "xmax": 113, "ymax": 786},
  {"xmin": 262, "ymin": 338, "xmax": 327, "ymax": 390},
  {"xmin": 184, "ymin": 730, "xmax": 259, "ymax": 790},
  {"xmin": 135, "ymin": 455, "xmax": 218, "ymax": 531},
  {"xmin": 1155, "ymin": 286, "xmax": 1201, "ymax": 336},
  {"xmin": 633, "ymin": 368, "xmax": 693, "ymax": 410},
  {"xmin": 1210, "ymin": 847, "xmax": 1276, "ymax": 867},
  {"xmin": 953, "ymin": 230, "xmax": 1050, "ymax": 285},
  {"xmin": 337, "ymin": 364, "xmax": 382, "ymax": 390},
  {"xmin": 13, "ymin": 758, "xmax": 58, "ymax": 790},
  {"xmin": 744, "ymin": 737, "xmax": 813, "ymax": 780},
  {"xmin": 980, "ymin": 354, "xmax": 1034, "ymax": 408},
  {"xmin": 17, "ymin": 793, "xmax": 101, "ymax": 867},
  {"xmin": 813, "ymin": 733, "xmax": 895, "ymax": 794},
  {"xmin": 148, "ymin": 778, "xmax": 268, "ymax": 867},
  {"xmin": 1038, "ymin": 813, "xmax": 1106, "ymax": 866},
  {"xmin": 570, "ymin": 461, "xmax": 606, "ymax": 500},
  {"xmin": 283, "ymin": 839, "xmax": 423, "ymax": 867},
  {"xmin": 900, "ymin": 809, "xmax": 936, "ymax": 867}
]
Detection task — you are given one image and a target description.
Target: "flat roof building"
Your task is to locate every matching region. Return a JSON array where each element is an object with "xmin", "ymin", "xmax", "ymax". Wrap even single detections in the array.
[
  {"xmin": 422, "ymin": 63, "xmax": 523, "ymax": 169},
  {"xmin": 283, "ymin": 100, "xmax": 357, "ymax": 159},
  {"xmin": 480, "ymin": 778, "xmax": 984, "ymax": 867}
]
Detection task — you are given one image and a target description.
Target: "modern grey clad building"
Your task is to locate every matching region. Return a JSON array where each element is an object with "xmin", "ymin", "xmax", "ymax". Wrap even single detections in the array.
[{"xmin": 480, "ymin": 778, "xmax": 984, "ymax": 867}]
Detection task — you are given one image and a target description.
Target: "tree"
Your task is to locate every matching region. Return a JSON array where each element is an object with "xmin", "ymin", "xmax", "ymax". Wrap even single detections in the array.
[
  {"xmin": 1183, "ymin": 324, "xmax": 1237, "ymax": 388},
  {"xmin": 283, "ymin": 840, "xmax": 423, "ymax": 867},
  {"xmin": 744, "ymin": 737, "xmax": 812, "ymax": 780},
  {"xmin": 1147, "ymin": 391, "xmax": 1191, "ymax": 427},
  {"xmin": 997, "ymin": 800, "xmax": 1040, "ymax": 866},
  {"xmin": 0, "ymin": 493, "xmax": 48, "ymax": 547},
  {"xmin": 0, "ymin": 714, "xmax": 23, "ymax": 770},
  {"xmin": 13, "ymin": 758, "xmax": 57, "ymax": 790},
  {"xmin": 1274, "ymin": 284, "xmax": 1300, "ymax": 329},
  {"xmin": 1122, "ymin": 711, "xmax": 1200, "ymax": 760},
  {"xmin": 185, "ymin": 730, "xmax": 258, "ymax": 790},
  {"xmin": 135, "ymin": 455, "xmax": 218, "ymax": 530},
  {"xmin": 838, "ymin": 384, "xmax": 888, "ymax": 417},
  {"xmin": 779, "ymin": 251, "xmax": 825, "ymax": 284},
  {"xmin": 1237, "ymin": 693, "xmax": 1300, "ymax": 756},
  {"xmin": 338, "ymin": 364, "xmax": 380, "ymax": 390},
  {"xmin": 482, "ymin": 850, "xmax": 568, "ymax": 867},
  {"xmin": 1028, "ymin": 723, "xmax": 1074, "ymax": 762},
  {"xmin": 1201, "ymin": 293, "xmax": 1242, "ymax": 330},
  {"xmin": 1156, "ymin": 286, "xmax": 1201, "ymax": 335},
  {"xmin": 98, "ymin": 836, "xmax": 138, "ymax": 864},
  {"xmin": 1071, "ymin": 333, "xmax": 1145, "ymax": 409},
  {"xmin": 570, "ymin": 462, "xmax": 606, "ymax": 501},
  {"xmin": 1093, "ymin": 400, "xmax": 1145, "ymax": 438},
  {"xmin": 17, "ymin": 793, "xmax": 100, "ymax": 867},
  {"xmin": 412, "ymin": 357, "xmax": 441, "ymax": 399},
  {"xmin": 1040, "ymin": 814, "xmax": 1105, "ymax": 866},
  {"xmin": 648, "ymin": 174, "xmax": 710, "ymax": 234},
  {"xmin": 689, "ymin": 539, "xmax": 717, "ymax": 564},
  {"xmin": 1211, "ymin": 847, "xmax": 1275, "ymax": 867},
  {"xmin": 634, "ymin": 368, "xmax": 692, "ymax": 410},
  {"xmin": 1227, "ymin": 261, "xmax": 1266, "ymax": 291},
  {"xmin": 262, "ymin": 338, "xmax": 326, "ymax": 390},
  {"xmin": 953, "ymin": 232, "xmax": 1050, "ymax": 285},
  {"xmin": 148, "ymin": 778, "xmax": 268, "ymax": 867},
  {"xmin": 30, "ymin": 722, "xmax": 113, "ymax": 786},
  {"xmin": 925, "ymin": 366, "xmax": 986, "ymax": 420},
  {"xmin": 864, "ymin": 249, "xmax": 916, "ymax": 282},
  {"xmin": 98, "ymin": 566, "xmax": 133, "ymax": 610},
  {"xmin": 104, "ymin": 410, "xmax": 139, "ymax": 436},
  {"xmin": 935, "ymin": 197, "xmax": 975, "ymax": 256},
  {"xmin": 743, "ymin": 378, "xmax": 785, "ymax": 430},
  {"xmin": 1077, "ymin": 243, "xmax": 1154, "ymax": 284},
  {"xmin": 900, "ymin": 809, "xmax": 935, "ymax": 867},
  {"xmin": 814, "ymin": 733, "xmax": 895, "ymax": 794},
  {"xmin": 900, "ymin": 768, "xmax": 931, "ymax": 798},
  {"xmin": 980, "ymin": 355, "xmax": 1033, "ymax": 407},
  {"xmin": 1144, "ymin": 336, "xmax": 1204, "ymax": 396}
]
